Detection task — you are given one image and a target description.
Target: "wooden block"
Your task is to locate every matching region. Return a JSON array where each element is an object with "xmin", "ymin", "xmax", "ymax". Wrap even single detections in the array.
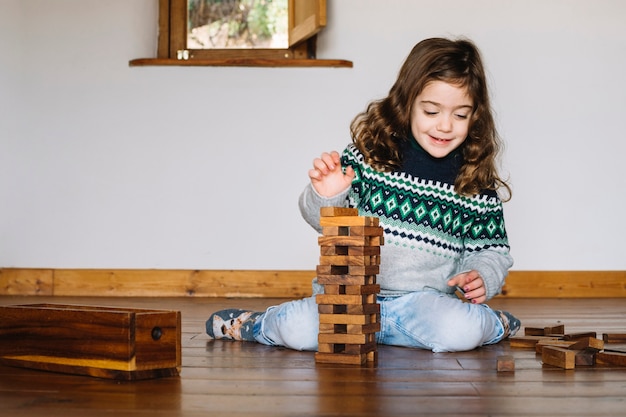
[
  {"xmin": 319, "ymin": 333, "xmax": 371, "ymax": 345},
  {"xmin": 454, "ymin": 287, "xmax": 470, "ymax": 303},
  {"xmin": 535, "ymin": 339, "xmax": 577, "ymax": 354},
  {"xmin": 316, "ymin": 294, "xmax": 376, "ymax": 306},
  {"xmin": 319, "ymin": 313, "xmax": 378, "ymax": 325},
  {"xmin": 315, "ymin": 351, "xmax": 374, "ymax": 365},
  {"xmin": 317, "ymin": 341, "xmax": 377, "ymax": 356},
  {"xmin": 319, "ymin": 245, "xmax": 381, "ymax": 256},
  {"xmin": 348, "ymin": 226, "xmax": 384, "ymax": 237},
  {"xmin": 347, "ymin": 322, "xmax": 380, "ymax": 335},
  {"xmin": 496, "ymin": 355, "xmax": 515, "ymax": 372},
  {"xmin": 317, "ymin": 323, "xmax": 339, "ymax": 334},
  {"xmin": 317, "ymin": 303, "xmax": 380, "ymax": 315},
  {"xmin": 0, "ymin": 304, "xmax": 181, "ymax": 380},
  {"xmin": 344, "ymin": 284, "xmax": 380, "ymax": 295},
  {"xmin": 561, "ymin": 331, "xmax": 597, "ymax": 341},
  {"xmin": 596, "ymin": 351, "xmax": 626, "ymax": 367},
  {"xmin": 602, "ymin": 333, "xmax": 626, "ymax": 344},
  {"xmin": 318, "ymin": 236, "xmax": 381, "ymax": 248},
  {"xmin": 524, "ymin": 327, "xmax": 545, "ymax": 336},
  {"xmin": 344, "ymin": 341, "xmax": 377, "ymax": 354},
  {"xmin": 510, "ymin": 336, "xmax": 560, "ymax": 349},
  {"xmin": 544, "ymin": 324, "xmax": 565, "ymax": 335},
  {"xmin": 320, "ymin": 216, "xmax": 379, "ymax": 227},
  {"xmin": 320, "ymin": 207, "xmax": 359, "ymax": 217},
  {"xmin": 319, "ymin": 284, "xmax": 380, "ymax": 296},
  {"xmin": 524, "ymin": 324, "xmax": 564, "ymax": 336},
  {"xmin": 317, "ymin": 264, "xmax": 380, "ymax": 276},
  {"xmin": 316, "ymin": 342, "xmax": 337, "ymax": 353},
  {"xmin": 317, "ymin": 274, "xmax": 377, "ymax": 286},
  {"xmin": 603, "ymin": 346, "xmax": 626, "ymax": 354},
  {"xmin": 321, "ymin": 226, "xmax": 384, "ymax": 237},
  {"xmin": 566, "ymin": 337, "xmax": 604, "ymax": 351},
  {"xmin": 542, "ymin": 346, "xmax": 575, "ymax": 369},
  {"xmin": 574, "ymin": 349, "xmax": 596, "ymax": 366},
  {"xmin": 319, "ymin": 255, "xmax": 380, "ymax": 267}
]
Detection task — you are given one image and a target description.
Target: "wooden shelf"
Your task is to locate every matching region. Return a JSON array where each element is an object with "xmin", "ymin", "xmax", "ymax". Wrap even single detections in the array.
[{"xmin": 129, "ymin": 58, "xmax": 353, "ymax": 68}]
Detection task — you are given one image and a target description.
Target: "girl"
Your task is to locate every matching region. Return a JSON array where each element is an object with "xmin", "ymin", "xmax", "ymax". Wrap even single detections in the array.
[{"xmin": 206, "ymin": 37, "xmax": 520, "ymax": 352}]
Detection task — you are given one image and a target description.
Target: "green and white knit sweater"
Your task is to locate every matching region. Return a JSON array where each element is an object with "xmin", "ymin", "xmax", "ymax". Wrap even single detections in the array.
[{"xmin": 299, "ymin": 140, "xmax": 513, "ymax": 300}]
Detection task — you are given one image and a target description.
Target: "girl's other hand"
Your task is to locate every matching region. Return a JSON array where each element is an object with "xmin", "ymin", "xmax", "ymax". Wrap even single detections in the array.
[
  {"xmin": 447, "ymin": 270, "xmax": 487, "ymax": 304},
  {"xmin": 308, "ymin": 151, "xmax": 355, "ymax": 197}
]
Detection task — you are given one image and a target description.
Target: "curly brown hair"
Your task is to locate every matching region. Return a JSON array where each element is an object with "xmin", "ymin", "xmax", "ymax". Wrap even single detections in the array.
[{"xmin": 350, "ymin": 37, "xmax": 511, "ymax": 200}]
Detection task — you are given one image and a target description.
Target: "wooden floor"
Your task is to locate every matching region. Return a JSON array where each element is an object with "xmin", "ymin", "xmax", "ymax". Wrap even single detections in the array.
[{"xmin": 1, "ymin": 296, "xmax": 625, "ymax": 417}]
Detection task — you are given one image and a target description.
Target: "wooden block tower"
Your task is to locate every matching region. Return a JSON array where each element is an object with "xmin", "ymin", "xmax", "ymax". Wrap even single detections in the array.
[{"xmin": 314, "ymin": 207, "xmax": 383, "ymax": 365}]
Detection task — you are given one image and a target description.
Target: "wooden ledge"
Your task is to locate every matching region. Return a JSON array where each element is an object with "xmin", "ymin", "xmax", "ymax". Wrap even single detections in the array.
[
  {"xmin": 0, "ymin": 269, "xmax": 624, "ymax": 298},
  {"xmin": 129, "ymin": 58, "xmax": 353, "ymax": 68}
]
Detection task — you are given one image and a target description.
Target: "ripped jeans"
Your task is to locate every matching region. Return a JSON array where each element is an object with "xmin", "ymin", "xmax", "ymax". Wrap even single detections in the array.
[{"xmin": 253, "ymin": 281, "xmax": 506, "ymax": 353}]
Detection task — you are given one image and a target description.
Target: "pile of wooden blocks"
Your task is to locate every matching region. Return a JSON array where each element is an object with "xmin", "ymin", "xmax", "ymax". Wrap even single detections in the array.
[
  {"xmin": 508, "ymin": 324, "xmax": 626, "ymax": 370},
  {"xmin": 314, "ymin": 207, "xmax": 383, "ymax": 366}
]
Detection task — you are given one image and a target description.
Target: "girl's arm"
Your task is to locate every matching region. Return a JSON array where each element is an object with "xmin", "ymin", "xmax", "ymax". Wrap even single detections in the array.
[{"xmin": 452, "ymin": 197, "xmax": 513, "ymax": 302}]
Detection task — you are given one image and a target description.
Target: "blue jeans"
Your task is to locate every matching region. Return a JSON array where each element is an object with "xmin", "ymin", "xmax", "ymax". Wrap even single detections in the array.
[{"xmin": 254, "ymin": 282, "xmax": 505, "ymax": 353}]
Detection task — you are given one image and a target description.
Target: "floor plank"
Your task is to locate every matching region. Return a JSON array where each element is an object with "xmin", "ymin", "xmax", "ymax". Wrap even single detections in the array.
[{"xmin": 0, "ymin": 296, "xmax": 625, "ymax": 416}]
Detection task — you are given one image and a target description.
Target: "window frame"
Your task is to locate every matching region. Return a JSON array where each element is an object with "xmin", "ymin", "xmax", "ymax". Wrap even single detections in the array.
[{"xmin": 130, "ymin": 0, "xmax": 352, "ymax": 67}]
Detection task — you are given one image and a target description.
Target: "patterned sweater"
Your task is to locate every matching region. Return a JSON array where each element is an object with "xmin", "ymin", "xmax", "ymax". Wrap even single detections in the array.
[{"xmin": 298, "ymin": 139, "xmax": 513, "ymax": 300}]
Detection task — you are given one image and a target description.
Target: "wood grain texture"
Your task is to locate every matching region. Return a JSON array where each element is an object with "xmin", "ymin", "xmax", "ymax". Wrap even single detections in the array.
[
  {"xmin": 0, "ymin": 297, "xmax": 625, "ymax": 416},
  {"xmin": 1, "ymin": 269, "xmax": 624, "ymax": 298},
  {"xmin": 0, "ymin": 304, "xmax": 180, "ymax": 380}
]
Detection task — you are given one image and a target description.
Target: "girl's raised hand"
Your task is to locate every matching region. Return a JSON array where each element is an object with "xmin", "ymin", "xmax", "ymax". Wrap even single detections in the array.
[{"xmin": 308, "ymin": 151, "xmax": 355, "ymax": 197}]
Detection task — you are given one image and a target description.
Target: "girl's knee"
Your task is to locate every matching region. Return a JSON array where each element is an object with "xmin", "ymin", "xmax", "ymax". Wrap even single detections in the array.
[
  {"xmin": 277, "ymin": 316, "xmax": 319, "ymax": 351},
  {"xmin": 431, "ymin": 310, "xmax": 485, "ymax": 352}
]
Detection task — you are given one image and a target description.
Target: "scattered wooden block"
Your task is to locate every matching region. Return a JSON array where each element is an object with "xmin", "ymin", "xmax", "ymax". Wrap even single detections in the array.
[
  {"xmin": 454, "ymin": 286, "xmax": 470, "ymax": 303},
  {"xmin": 524, "ymin": 327, "xmax": 546, "ymax": 336},
  {"xmin": 497, "ymin": 355, "xmax": 515, "ymax": 372},
  {"xmin": 567, "ymin": 337, "xmax": 604, "ymax": 352},
  {"xmin": 535, "ymin": 339, "xmax": 577, "ymax": 354},
  {"xmin": 596, "ymin": 351, "xmax": 626, "ymax": 367},
  {"xmin": 561, "ymin": 331, "xmax": 597, "ymax": 341},
  {"xmin": 545, "ymin": 324, "xmax": 565, "ymax": 335},
  {"xmin": 603, "ymin": 346, "xmax": 626, "ymax": 354},
  {"xmin": 524, "ymin": 324, "xmax": 565, "ymax": 336},
  {"xmin": 510, "ymin": 336, "xmax": 560, "ymax": 349},
  {"xmin": 542, "ymin": 346, "xmax": 575, "ymax": 370},
  {"xmin": 0, "ymin": 303, "xmax": 181, "ymax": 380},
  {"xmin": 574, "ymin": 349, "xmax": 596, "ymax": 366},
  {"xmin": 602, "ymin": 333, "xmax": 626, "ymax": 344}
]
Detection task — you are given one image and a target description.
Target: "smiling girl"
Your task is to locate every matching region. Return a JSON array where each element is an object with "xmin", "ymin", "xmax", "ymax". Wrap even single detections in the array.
[{"xmin": 207, "ymin": 37, "xmax": 520, "ymax": 353}]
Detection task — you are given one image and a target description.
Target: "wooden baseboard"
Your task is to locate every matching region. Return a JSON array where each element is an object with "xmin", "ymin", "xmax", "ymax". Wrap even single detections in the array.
[{"xmin": 0, "ymin": 268, "xmax": 624, "ymax": 298}]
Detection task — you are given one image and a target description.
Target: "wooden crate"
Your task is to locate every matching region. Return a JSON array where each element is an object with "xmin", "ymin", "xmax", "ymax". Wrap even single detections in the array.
[{"xmin": 0, "ymin": 303, "xmax": 181, "ymax": 380}]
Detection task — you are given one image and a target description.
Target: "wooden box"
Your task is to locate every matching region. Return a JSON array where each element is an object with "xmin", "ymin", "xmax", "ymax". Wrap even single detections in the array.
[{"xmin": 0, "ymin": 303, "xmax": 181, "ymax": 380}]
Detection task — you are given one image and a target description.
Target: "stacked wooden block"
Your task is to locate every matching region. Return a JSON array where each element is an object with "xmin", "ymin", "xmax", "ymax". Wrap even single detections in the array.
[{"xmin": 314, "ymin": 207, "xmax": 383, "ymax": 365}]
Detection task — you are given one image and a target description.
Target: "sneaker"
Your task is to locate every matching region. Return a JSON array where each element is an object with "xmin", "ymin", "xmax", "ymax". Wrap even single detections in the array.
[
  {"xmin": 206, "ymin": 309, "xmax": 262, "ymax": 341},
  {"xmin": 494, "ymin": 310, "xmax": 521, "ymax": 339}
]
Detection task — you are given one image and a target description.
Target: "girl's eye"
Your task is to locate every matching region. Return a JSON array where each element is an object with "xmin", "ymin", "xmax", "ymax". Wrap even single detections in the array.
[
  {"xmin": 424, "ymin": 110, "xmax": 438, "ymax": 116},
  {"xmin": 455, "ymin": 114, "xmax": 469, "ymax": 120}
]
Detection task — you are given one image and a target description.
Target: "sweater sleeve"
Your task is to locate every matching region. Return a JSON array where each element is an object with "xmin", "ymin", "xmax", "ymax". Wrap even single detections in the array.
[
  {"xmin": 457, "ymin": 197, "xmax": 514, "ymax": 300},
  {"xmin": 298, "ymin": 183, "xmax": 350, "ymax": 233}
]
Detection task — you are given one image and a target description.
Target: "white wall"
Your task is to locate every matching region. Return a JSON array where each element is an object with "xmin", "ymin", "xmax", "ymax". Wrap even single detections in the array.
[{"xmin": 1, "ymin": 0, "xmax": 624, "ymax": 271}]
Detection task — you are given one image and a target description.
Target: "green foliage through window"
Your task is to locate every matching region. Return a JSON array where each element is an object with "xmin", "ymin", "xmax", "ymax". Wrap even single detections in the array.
[{"xmin": 187, "ymin": 0, "xmax": 288, "ymax": 49}]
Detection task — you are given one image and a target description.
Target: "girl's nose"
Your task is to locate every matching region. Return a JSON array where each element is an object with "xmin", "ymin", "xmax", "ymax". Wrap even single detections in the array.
[{"xmin": 437, "ymin": 116, "xmax": 453, "ymax": 132}]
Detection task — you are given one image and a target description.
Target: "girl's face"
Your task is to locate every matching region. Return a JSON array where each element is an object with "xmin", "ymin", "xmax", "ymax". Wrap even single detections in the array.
[{"xmin": 410, "ymin": 80, "xmax": 473, "ymax": 158}]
